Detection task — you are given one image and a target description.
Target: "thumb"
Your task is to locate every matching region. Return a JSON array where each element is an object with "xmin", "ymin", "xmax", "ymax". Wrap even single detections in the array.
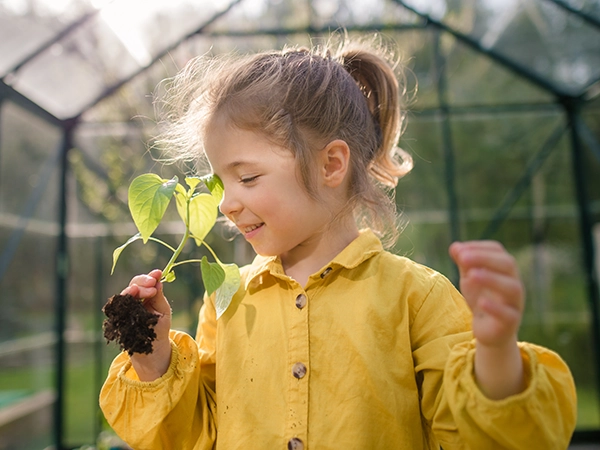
[
  {"xmin": 148, "ymin": 269, "xmax": 163, "ymax": 282},
  {"xmin": 449, "ymin": 242, "xmax": 468, "ymax": 279},
  {"xmin": 143, "ymin": 272, "xmax": 170, "ymax": 317}
]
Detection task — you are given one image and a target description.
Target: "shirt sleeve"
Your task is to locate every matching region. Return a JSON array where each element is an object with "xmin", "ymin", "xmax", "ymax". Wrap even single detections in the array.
[
  {"xmin": 442, "ymin": 340, "xmax": 577, "ymax": 450},
  {"xmin": 99, "ymin": 326, "xmax": 217, "ymax": 450},
  {"xmin": 411, "ymin": 274, "xmax": 577, "ymax": 450}
]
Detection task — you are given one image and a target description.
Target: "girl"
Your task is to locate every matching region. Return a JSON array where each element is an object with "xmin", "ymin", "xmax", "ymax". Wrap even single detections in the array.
[{"xmin": 100, "ymin": 36, "xmax": 576, "ymax": 450}]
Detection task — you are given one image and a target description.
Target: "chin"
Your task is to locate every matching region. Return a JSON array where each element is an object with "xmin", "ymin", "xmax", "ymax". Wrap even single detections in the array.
[{"xmin": 250, "ymin": 245, "xmax": 277, "ymax": 258}]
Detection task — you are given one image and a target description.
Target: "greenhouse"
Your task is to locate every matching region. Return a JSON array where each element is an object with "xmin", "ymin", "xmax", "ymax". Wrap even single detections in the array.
[{"xmin": 0, "ymin": 0, "xmax": 599, "ymax": 448}]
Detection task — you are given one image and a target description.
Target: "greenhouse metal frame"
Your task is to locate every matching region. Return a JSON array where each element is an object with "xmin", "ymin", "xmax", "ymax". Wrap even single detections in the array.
[{"xmin": 0, "ymin": 0, "xmax": 599, "ymax": 448}]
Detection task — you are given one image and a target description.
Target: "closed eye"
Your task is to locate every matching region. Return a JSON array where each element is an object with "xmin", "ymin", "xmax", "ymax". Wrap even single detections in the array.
[{"xmin": 240, "ymin": 175, "xmax": 259, "ymax": 184}]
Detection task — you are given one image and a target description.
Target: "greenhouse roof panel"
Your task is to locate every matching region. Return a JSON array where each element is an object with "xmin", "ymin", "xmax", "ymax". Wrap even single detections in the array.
[
  {"xmin": 1, "ymin": 0, "xmax": 242, "ymax": 119},
  {"xmin": 397, "ymin": 0, "xmax": 600, "ymax": 97},
  {"xmin": 206, "ymin": 0, "xmax": 423, "ymax": 34},
  {"xmin": 1, "ymin": 0, "xmax": 598, "ymax": 121}
]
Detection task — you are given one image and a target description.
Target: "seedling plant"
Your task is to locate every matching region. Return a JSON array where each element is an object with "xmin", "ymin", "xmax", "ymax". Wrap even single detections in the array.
[{"xmin": 103, "ymin": 173, "xmax": 240, "ymax": 354}]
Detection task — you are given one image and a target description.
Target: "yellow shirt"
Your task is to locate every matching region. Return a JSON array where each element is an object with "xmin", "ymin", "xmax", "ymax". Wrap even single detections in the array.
[{"xmin": 100, "ymin": 230, "xmax": 576, "ymax": 450}]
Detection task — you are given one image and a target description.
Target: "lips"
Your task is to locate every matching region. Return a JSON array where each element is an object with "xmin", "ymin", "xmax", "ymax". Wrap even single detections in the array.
[{"xmin": 241, "ymin": 223, "xmax": 264, "ymax": 238}]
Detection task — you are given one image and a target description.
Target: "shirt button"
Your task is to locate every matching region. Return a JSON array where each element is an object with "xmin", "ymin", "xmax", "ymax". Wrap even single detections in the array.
[
  {"xmin": 292, "ymin": 362, "xmax": 307, "ymax": 379},
  {"xmin": 320, "ymin": 267, "xmax": 333, "ymax": 278},
  {"xmin": 295, "ymin": 294, "xmax": 307, "ymax": 309},
  {"xmin": 288, "ymin": 437, "xmax": 304, "ymax": 450}
]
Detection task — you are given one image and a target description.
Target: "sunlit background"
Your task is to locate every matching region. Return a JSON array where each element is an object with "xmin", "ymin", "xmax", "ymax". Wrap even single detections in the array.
[{"xmin": 0, "ymin": 0, "xmax": 599, "ymax": 448}]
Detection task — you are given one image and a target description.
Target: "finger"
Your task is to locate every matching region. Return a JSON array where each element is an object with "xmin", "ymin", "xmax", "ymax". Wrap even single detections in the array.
[
  {"xmin": 449, "ymin": 241, "xmax": 503, "ymax": 262},
  {"xmin": 141, "ymin": 284, "xmax": 170, "ymax": 316},
  {"xmin": 453, "ymin": 240, "xmax": 505, "ymax": 251},
  {"xmin": 120, "ymin": 284, "xmax": 139, "ymax": 297},
  {"xmin": 129, "ymin": 273, "xmax": 160, "ymax": 288},
  {"xmin": 120, "ymin": 283, "xmax": 158, "ymax": 299},
  {"xmin": 463, "ymin": 269, "xmax": 524, "ymax": 309},
  {"xmin": 451, "ymin": 244, "xmax": 518, "ymax": 276},
  {"xmin": 136, "ymin": 286, "xmax": 159, "ymax": 299},
  {"xmin": 148, "ymin": 269, "xmax": 163, "ymax": 281}
]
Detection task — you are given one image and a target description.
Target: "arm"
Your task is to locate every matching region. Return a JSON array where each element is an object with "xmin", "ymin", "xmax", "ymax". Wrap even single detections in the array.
[
  {"xmin": 411, "ymin": 272, "xmax": 576, "ymax": 450},
  {"xmin": 449, "ymin": 241, "xmax": 525, "ymax": 399},
  {"xmin": 439, "ymin": 241, "xmax": 577, "ymax": 449},
  {"xmin": 99, "ymin": 271, "xmax": 217, "ymax": 450}
]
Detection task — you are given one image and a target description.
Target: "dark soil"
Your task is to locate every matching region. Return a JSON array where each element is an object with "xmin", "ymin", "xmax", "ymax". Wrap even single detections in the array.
[{"xmin": 102, "ymin": 294, "xmax": 159, "ymax": 355}]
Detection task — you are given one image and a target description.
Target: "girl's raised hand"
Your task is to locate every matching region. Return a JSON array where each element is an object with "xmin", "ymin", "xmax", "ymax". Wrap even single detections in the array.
[
  {"xmin": 449, "ymin": 241, "xmax": 524, "ymax": 348},
  {"xmin": 121, "ymin": 269, "xmax": 173, "ymax": 381}
]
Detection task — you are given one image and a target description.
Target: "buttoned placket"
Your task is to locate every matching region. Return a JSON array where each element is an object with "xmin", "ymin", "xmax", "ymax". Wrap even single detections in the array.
[
  {"xmin": 285, "ymin": 281, "xmax": 310, "ymax": 449},
  {"xmin": 285, "ymin": 267, "xmax": 334, "ymax": 449}
]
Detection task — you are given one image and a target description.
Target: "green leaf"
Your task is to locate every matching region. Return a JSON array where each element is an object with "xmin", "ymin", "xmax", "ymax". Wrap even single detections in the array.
[
  {"xmin": 175, "ymin": 183, "xmax": 187, "ymax": 197},
  {"xmin": 128, "ymin": 174, "xmax": 178, "ymax": 243},
  {"xmin": 201, "ymin": 256, "xmax": 226, "ymax": 296},
  {"xmin": 176, "ymin": 193, "xmax": 218, "ymax": 245},
  {"xmin": 200, "ymin": 174, "xmax": 224, "ymax": 204},
  {"xmin": 175, "ymin": 190, "xmax": 188, "ymax": 224},
  {"xmin": 111, "ymin": 233, "xmax": 142, "ymax": 274},
  {"xmin": 163, "ymin": 270, "xmax": 176, "ymax": 283},
  {"xmin": 215, "ymin": 263, "xmax": 241, "ymax": 319},
  {"xmin": 185, "ymin": 177, "xmax": 202, "ymax": 191}
]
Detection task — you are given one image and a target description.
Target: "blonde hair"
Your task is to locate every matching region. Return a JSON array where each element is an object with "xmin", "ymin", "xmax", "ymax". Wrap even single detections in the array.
[{"xmin": 156, "ymin": 34, "xmax": 413, "ymax": 246}]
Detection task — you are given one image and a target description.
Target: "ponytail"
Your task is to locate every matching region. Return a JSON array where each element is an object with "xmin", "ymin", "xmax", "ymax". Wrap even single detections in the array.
[{"xmin": 338, "ymin": 45, "xmax": 413, "ymax": 188}]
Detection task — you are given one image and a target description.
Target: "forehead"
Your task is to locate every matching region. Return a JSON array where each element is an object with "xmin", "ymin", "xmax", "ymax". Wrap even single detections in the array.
[{"xmin": 203, "ymin": 116, "xmax": 295, "ymax": 172}]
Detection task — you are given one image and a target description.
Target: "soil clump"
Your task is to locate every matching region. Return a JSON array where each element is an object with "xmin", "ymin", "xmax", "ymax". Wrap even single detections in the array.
[{"xmin": 102, "ymin": 294, "xmax": 158, "ymax": 355}]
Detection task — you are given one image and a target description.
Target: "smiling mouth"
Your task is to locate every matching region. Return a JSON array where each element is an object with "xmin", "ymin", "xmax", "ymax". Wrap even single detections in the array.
[{"xmin": 243, "ymin": 223, "xmax": 264, "ymax": 234}]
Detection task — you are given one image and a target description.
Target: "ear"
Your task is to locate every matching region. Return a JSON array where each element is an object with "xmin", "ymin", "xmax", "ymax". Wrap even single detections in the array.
[{"xmin": 320, "ymin": 139, "xmax": 351, "ymax": 188}]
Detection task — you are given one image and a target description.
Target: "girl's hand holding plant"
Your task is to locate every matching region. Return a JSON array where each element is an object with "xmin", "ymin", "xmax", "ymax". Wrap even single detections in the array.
[
  {"xmin": 103, "ymin": 173, "xmax": 240, "ymax": 366},
  {"xmin": 121, "ymin": 269, "xmax": 173, "ymax": 381}
]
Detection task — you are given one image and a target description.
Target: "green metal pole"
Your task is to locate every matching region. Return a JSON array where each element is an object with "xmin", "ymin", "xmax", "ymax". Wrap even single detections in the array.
[
  {"xmin": 54, "ymin": 119, "xmax": 77, "ymax": 450},
  {"xmin": 565, "ymin": 99, "xmax": 600, "ymax": 417},
  {"xmin": 432, "ymin": 30, "xmax": 460, "ymax": 282},
  {"xmin": 94, "ymin": 235, "xmax": 105, "ymax": 444}
]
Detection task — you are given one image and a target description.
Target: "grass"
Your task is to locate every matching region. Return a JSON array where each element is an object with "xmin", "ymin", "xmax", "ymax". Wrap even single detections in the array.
[
  {"xmin": 577, "ymin": 385, "xmax": 600, "ymax": 429},
  {"xmin": 0, "ymin": 343, "xmax": 119, "ymax": 448}
]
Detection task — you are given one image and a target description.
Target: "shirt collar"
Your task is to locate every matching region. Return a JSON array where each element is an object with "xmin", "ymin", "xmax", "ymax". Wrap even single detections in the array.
[{"xmin": 244, "ymin": 229, "xmax": 384, "ymax": 289}]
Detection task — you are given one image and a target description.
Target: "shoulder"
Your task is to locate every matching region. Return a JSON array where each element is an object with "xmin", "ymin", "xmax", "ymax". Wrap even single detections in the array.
[
  {"xmin": 373, "ymin": 249, "xmax": 450, "ymax": 289},
  {"xmin": 368, "ymin": 250, "xmax": 465, "ymax": 317}
]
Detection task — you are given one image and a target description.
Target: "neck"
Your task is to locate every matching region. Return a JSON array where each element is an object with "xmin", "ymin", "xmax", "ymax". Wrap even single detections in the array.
[{"xmin": 281, "ymin": 217, "xmax": 359, "ymax": 287}]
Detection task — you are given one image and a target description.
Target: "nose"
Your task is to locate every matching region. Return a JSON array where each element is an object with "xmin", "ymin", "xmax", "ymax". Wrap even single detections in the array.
[{"xmin": 218, "ymin": 188, "xmax": 241, "ymax": 219}]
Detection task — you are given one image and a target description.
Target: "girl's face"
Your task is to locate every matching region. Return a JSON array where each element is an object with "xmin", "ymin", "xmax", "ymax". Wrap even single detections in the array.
[{"xmin": 204, "ymin": 117, "xmax": 332, "ymax": 262}]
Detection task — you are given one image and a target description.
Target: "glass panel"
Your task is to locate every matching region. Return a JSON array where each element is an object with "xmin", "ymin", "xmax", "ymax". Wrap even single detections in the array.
[
  {"xmin": 8, "ymin": 0, "xmax": 241, "ymax": 118},
  {"xmin": 401, "ymin": 0, "xmax": 600, "ymax": 97},
  {"xmin": 206, "ymin": 0, "xmax": 311, "ymax": 34},
  {"xmin": 0, "ymin": 100, "xmax": 62, "ymax": 449},
  {"xmin": 207, "ymin": 0, "xmax": 422, "ymax": 34},
  {"xmin": 450, "ymin": 107, "xmax": 600, "ymax": 428},
  {"xmin": 394, "ymin": 115, "xmax": 457, "ymax": 275},
  {"xmin": 558, "ymin": 0, "xmax": 600, "ymax": 23},
  {"xmin": 444, "ymin": 34, "xmax": 555, "ymax": 106},
  {"xmin": 453, "ymin": 111, "xmax": 568, "ymax": 237},
  {"xmin": 0, "ymin": 0, "xmax": 98, "ymax": 75},
  {"xmin": 581, "ymin": 98, "xmax": 600, "ymax": 213}
]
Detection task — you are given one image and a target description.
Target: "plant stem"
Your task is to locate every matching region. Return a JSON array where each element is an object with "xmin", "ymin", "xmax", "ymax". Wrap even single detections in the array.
[
  {"xmin": 203, "ymin": 241, "xmax": 221, "ymax": 264},
  {"xmin": 171, "ymin": 259, "xmax": 203, "ymax": 268},
  {"xmin": 189, "ymin": 234, "xmax": 222, "ymax": 265},
  {"xmin": 148, "ymin": 236, "xmax": 177, "ymax": 253},
  {"xmin": 161, "ymin": 227, "xmax": 190, "ymax": 278}
]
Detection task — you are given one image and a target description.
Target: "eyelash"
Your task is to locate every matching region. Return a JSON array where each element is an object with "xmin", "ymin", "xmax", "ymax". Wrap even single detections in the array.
[{"xmin": 240, "ymin": 175, "xmax": 259, "ymax": 184}]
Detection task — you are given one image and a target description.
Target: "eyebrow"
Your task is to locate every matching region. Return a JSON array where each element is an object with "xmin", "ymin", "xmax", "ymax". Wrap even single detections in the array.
[{"xmin": 225, "ymin": 160, "xmax": 259, "ymax": 171}]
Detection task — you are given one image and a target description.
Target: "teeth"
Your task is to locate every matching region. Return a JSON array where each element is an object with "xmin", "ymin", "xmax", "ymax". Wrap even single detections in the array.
[{"xmin": 244, "ymin": 224, "xmax": 262, "ymax": 233}]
